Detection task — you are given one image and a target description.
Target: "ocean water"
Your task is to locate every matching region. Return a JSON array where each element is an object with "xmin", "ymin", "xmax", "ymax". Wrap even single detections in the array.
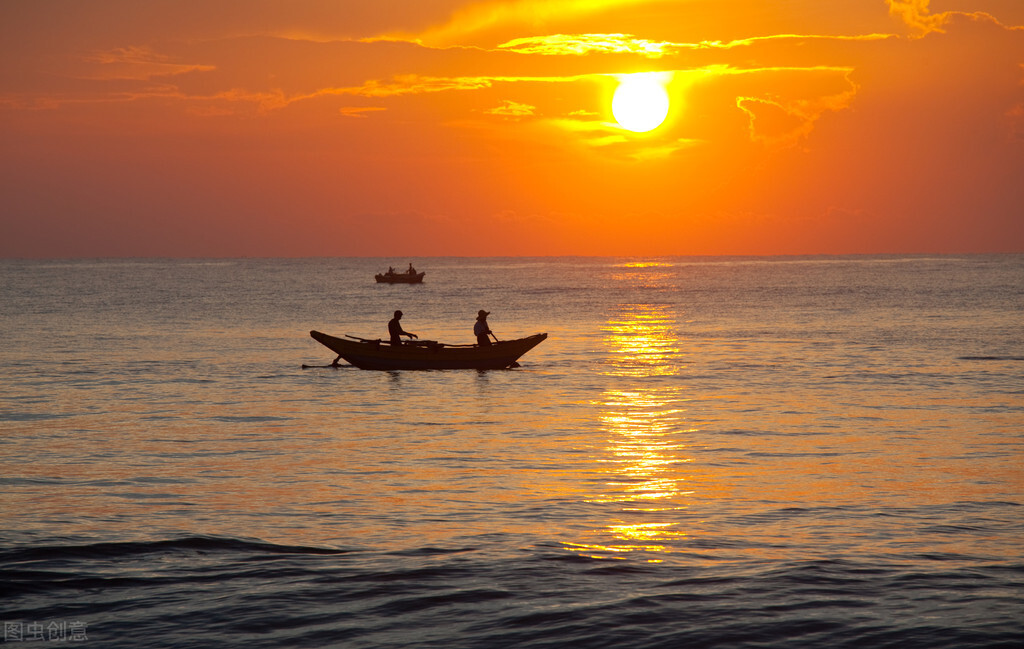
[{"xmin": 0, "ymin": 255, "xmax": 1021, "ymax": 648}]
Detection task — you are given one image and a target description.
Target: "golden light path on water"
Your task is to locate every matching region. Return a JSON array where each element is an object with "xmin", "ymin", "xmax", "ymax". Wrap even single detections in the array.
[{"xmin": 566, "ymin": 262, "xmax": 697, "ymax": 561}]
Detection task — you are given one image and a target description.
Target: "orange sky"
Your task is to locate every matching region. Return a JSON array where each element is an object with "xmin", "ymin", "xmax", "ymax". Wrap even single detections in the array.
[{"xmin": 1, "ymin": 0, "xmax": 1022, "ymax": 256}]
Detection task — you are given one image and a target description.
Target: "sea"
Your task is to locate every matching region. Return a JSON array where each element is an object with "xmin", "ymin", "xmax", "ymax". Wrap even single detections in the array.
[{"xmin": 1, "ymin": 255, "xmax": 1021, "ymax": 648}]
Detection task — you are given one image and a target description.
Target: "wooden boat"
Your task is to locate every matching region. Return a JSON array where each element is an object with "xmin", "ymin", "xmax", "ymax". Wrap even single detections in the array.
[
  {"xmin": 375, "ymin": 269, "xmax": 425, "ymax": 283},
  {"xmin": 310, "ymin": 330, "xmax": 547, "ymax": 370}
]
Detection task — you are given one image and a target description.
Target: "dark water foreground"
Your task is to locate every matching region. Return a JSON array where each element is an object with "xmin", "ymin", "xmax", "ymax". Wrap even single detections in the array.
[
  {"xmin": 3, "ymin": 531, "xmax": 1021, "ymax": 649},
  {"xmin": 1, "ymin": 256, "xmax": 1022, "ymax": 647}
]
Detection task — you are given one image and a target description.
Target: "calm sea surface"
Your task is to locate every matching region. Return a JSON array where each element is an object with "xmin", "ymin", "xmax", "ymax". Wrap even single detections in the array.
[{"xmin": 1, "ymin": 256, "xmax": 1022, "ymax": 648}]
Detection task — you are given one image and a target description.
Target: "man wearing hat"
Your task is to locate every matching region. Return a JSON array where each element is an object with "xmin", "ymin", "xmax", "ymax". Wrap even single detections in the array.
[{"xmin": 474, "ymin": 310, "xmax": 492, "ymax": 346}]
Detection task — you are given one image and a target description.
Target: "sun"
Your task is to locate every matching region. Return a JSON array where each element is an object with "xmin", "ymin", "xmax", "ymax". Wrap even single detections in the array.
[{"xmin": 612, "ymin": 73, "xmax": 670, "ymax": 133}]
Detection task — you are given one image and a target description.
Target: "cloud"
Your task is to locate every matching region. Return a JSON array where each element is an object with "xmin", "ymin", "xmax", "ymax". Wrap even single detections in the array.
[
  {"xmin": 886, "ymin": 0, "xmax": 951, "ymax": 35},
  {"xmin": 718, "ymin": 33, "xmax": 897, "ymax": 48},
  {"xmin": 339, "ymin": 106, "xmax": 387, "ymax": 118},
  {"xmin": 612, "ymin": 138, "xmax": 702, "ymax": 161},
  {"xmin": 173, "ymin": 74, "xmax": 529, "ymax": 113},
  {"xmin": 498, "ymin": 33, "xmax": 680, "ymax": 57},
  {"xmin": 403, "ymin": 0, "xmax": 652, "ymax": 46},
  {"xmin": 495, "ymin": 31, "xmax": 895, "ymax": 59},
  {"xmin": 338, "ymin": 74, "xmax": 499, "ymax": 97},
  {"xmin": 735, "ymin": 68, "xmax": 859, "ymax": 148},
  {"xmin": 885, "ymin": 0, "xmax": 1022, "ymax": 36},
  {"xmin": 83, "ymin": 46, "xmax": 216, "ymax": 80},
  {"xmin": 485, "ymin": 99, "xmax": 536, "ymax": 118}
]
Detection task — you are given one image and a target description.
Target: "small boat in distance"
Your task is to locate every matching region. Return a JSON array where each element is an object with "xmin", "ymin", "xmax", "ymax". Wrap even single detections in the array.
[
  {"xmin": 310, "ymin": 330, "xmax": 547, "ymax": 370},
  {"xmin": 376, "ymin": 264, "xmax": 424, "ymax": 284}
]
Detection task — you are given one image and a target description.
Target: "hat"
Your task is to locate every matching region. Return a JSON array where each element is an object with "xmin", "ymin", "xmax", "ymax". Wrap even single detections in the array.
[{"xmin": 477, "ymin": 310, "xmax": 490, "ymax": 318}]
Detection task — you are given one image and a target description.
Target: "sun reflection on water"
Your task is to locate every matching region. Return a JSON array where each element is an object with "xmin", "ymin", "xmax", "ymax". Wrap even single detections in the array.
[
  {"xmin": 570, "ymin": 297, "xmax": 699, "ymax": 561},
  {"xmin": 603, "ymin": 300, "xmax": 685, "ymax": 377}
]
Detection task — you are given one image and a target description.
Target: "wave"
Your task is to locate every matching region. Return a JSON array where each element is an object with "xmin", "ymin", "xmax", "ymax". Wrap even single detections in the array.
[
  {"xmin": 0, "ymin": 535, "xmax": 349, "ymax": 565},
  {"xmin": 2, "ymin": 538, "xmax": 1021, "ymax": 649},
  {"xmin": 958, "ymin": 356, "xmax": 1024, "ymax": 361}
]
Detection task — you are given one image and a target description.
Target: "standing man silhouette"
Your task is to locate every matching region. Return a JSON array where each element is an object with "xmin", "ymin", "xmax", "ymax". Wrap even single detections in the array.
[
  {"xmin": 388, "ymin": 310, "xmax": 417, "ymax": 346},
  {"xmin": 474, "ymin": 310, "xmax": 492, "ymax": 346}
]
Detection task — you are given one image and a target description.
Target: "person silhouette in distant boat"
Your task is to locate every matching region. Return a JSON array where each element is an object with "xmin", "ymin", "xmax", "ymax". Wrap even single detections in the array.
[
  {"xmin": 407, "ymin": 263, "xmax": 416, "ymax": 275},
  {"xmin": 388, "ymin": 310, "xmax": 417, "ymax": 346},
  {"xmin": 474, "ymin": 310, "xmax": 492, "ymax": 346}
]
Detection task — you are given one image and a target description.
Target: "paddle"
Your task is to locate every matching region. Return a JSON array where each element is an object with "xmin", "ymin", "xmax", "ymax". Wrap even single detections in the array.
[
  {"xmin": 490, "ymin": 332, "xmax": 500, "ymax": 343},
  {"xmin": 302, "ymin": 353, "xmax": 347, "ymax": 368}
]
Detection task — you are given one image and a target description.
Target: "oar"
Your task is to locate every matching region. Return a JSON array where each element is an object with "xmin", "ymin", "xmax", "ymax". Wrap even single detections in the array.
[
  {"xmin": 490, "ymin": 332, "xmax": 500, "ymax": 343},
  {"xmin": 302, "ymin": 354, "xmax": 346, "ymax": 368}
]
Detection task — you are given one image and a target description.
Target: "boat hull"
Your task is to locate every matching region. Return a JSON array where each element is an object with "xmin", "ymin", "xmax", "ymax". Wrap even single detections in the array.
[
  {"xmin": 310, "ymin": 331, "xmax": 547, "ymax": 370},
  {"xmin": 375, "ymin": 272, "xmax": 425, "ymax": 283}
]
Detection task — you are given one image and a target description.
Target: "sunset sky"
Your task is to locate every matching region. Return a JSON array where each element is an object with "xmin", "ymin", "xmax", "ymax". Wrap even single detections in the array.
[{"xmin": 2, "ymin": 0, "xmax": 1022, "ymax": 257}]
